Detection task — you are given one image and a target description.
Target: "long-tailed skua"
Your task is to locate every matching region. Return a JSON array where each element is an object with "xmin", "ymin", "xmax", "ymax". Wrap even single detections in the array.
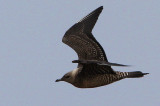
[{"xmin": 55, "ymin": 6, "xmax": 148, "ymax": 88}]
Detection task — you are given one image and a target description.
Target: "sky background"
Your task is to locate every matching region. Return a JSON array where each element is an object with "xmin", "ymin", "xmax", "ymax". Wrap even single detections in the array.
[{"xmin": 0, "ymin": 0, "xmax": 160, "ymax": 106}]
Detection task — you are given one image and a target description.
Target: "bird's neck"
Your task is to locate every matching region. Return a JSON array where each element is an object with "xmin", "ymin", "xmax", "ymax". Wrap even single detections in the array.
[{"xmin": 71, "ymin": 68, "xmax": 79, "ymax": 77}]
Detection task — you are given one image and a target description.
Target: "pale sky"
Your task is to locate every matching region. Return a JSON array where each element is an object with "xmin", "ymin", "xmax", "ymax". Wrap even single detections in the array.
[{"xmin": 0, "ymin": 0, "xmax": 160, "ymax": 106}]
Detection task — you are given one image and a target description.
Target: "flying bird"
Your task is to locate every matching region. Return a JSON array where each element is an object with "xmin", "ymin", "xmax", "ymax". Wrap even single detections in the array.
[{"xmin": 56, "ymin": 6, "xmax": 148, "ymax": 88}]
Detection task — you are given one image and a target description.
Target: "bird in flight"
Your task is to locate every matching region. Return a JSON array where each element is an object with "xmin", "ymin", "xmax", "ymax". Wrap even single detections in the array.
[{"xmin": 56, "ymin": 6, "xmax": 148, "ymax": 88}]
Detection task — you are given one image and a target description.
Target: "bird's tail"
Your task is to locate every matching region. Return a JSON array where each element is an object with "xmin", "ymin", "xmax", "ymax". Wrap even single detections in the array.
[{"xmin": 126, "ymin": 71, "xmax": 149, "ymax": 78}]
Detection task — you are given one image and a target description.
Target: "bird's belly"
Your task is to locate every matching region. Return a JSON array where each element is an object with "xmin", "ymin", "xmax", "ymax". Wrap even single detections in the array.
[{"xmin": 79, "ymin": 74, "xmax": 124, "ymax": 88}]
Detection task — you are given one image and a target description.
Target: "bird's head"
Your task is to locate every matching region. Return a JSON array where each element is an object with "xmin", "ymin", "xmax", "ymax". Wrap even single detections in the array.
[{"xmin": 55, "ymin": 68, "xmax": 78, "ymax": 84}]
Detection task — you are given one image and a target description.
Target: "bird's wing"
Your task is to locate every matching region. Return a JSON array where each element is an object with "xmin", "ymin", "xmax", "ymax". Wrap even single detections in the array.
[
  {"xmin": 79, "ymin": 64, "xmax": 116, "ymax": 75},
  {"xmin": 62, "ymin": 6, "xmax": 108, "ymax": 62}
]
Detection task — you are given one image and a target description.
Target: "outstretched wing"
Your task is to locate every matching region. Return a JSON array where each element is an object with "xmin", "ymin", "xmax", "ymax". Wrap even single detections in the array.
[
  {"xmin": 62, "ymin": 6, "xmax": 108, "ymax": 62},
  {"xmin": 79, "ymin": 64, "xmax": 116, "ymax": 76}
]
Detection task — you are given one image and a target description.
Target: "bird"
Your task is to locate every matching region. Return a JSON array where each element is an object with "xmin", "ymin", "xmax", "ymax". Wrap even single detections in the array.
[{"xmin": 55, "ymin": 6, "xmax": 148, "ymax": 88}]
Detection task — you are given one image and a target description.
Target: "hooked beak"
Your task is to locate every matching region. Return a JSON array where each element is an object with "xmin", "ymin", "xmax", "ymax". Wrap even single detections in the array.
[{"xmin": 55, "ymin": 78, "xmax": 62, "ymax": 82}]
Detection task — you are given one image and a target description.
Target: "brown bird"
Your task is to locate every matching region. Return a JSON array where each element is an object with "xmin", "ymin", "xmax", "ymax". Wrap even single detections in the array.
[{"xmin": 55, "ymin": 6, "xmax": 148, "ymax": 88}]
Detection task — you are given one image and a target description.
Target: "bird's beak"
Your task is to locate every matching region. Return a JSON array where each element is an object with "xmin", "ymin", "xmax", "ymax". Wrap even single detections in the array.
[{"xmin": 55, "ymin": 78, "xmax": 62, "ymax": 82}]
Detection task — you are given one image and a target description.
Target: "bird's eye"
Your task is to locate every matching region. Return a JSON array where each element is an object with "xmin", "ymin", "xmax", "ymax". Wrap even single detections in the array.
[{"xmin": 65, "ymin": 76, "xmax": 70, "ymax": 78}]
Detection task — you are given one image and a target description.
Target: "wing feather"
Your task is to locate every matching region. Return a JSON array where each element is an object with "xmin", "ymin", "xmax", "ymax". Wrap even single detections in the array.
[
  {"xmin": 63, "ymin": 6, "xmax": 108, "ymax": 61},
  {"xmin": 80, "ymin": 64, "xmax": 116, "ymax": 76}
]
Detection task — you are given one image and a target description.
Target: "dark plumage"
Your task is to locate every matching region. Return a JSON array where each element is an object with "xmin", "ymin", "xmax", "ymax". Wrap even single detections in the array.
[{"xmin": 56, "ymin": 6, "xmax": 148, "ymax": 88}]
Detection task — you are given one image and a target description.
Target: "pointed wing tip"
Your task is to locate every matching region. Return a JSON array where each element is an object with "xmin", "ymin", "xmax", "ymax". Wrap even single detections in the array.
[
  {"xmin": 95, "ymin": 6, "xmax": 103, "ymax": 13},
  {"xmin": 63, "ymin": 6, "xmax": 104, "ymax": 45},
  {"xmin": 99, "ymin": 6, "xmax": 103, "ymax": 9}
]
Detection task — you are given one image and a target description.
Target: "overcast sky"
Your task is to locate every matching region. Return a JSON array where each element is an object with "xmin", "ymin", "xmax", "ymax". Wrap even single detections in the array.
[{"xmin": 0, "ymin": 0, "xmax": 160, "ymax": 106}]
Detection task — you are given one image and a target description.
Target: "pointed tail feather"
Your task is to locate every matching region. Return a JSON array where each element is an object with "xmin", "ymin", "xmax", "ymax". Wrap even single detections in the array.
[{"xmin": 126, "ymin": 71, "xmax": 149, "ymax": 78}]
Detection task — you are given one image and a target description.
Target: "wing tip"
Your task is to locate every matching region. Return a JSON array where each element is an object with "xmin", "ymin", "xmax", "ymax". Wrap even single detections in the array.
[
  {"xmin": 99, "ymin": 6, "xmax": 103, "ymax": 9},
  {"xmin": 95, "ymin": 6, "xmax": 103, "ymax": 13}
]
